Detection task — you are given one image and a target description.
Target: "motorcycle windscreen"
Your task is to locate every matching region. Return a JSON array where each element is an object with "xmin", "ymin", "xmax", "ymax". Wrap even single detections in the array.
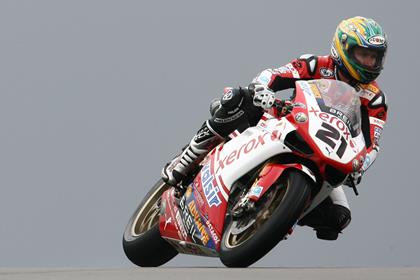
[{"xmin": 298, "ymin": 79, "xmax": 366, "ymax": 166}]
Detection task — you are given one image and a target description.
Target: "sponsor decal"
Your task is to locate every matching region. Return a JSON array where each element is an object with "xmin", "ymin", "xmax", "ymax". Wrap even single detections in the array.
[
  {"xmin": 286, "ymin": 63, "xmax": 300, "ymax": 78},
  {"xmin": 179, "ymin": 196, "xmax": 210, "ymax": 245},
  {"xmin": 274, "ymin": 66, "xmax": 289, "ymax": 74},
  {"xmin": 310, "ymin": 84, "xmax": 322, "ymax": 99},
  {"xmin": 223, "ymin": 87, "xmax": 232, "ymax": 94},
  {"xmin": 299, "ymin": 81, "xmax": 313, "ymax": 96},
  {"xmin": 368, "ymin": 35, "xmax": 386, "ymax": 45},
  {"xmin": 331, "ymin": 45, "xmax": 339, "ymax": 59},
  {"xmin": 357, "ymin": 83, "xmax": 380, "ymax": 95},
  {"xmin": 320, "ymin": 67, "xmax": 334, "ymax": 77},
  {"xmin": 205, "ymin": 220, "xmax": 220, "ymax": 245},
  {"xmin": 362, "ymin": 154, "xmax": 371, "ymax": 170},
  {"xmin": 295, "ymin": 112, "xmax": 308, "ymax": 123},
  {"xmin": 365, "ymin": 84, "xmax": 380, "ymax": 94},
  {"xmin": 215, "ymin": 131, "xmax": 281, "ymax": 173},
  {"xmin": 175, "ymin": 209, "xmax": 188, "ymax": 240},
  {"xmin": 274, "ymin": 64, "xmax": 299, "ymax": 78},
  {"xmin": 214, "ymin": 110, "xmax": 245, "ymax": 124},
  {"xmin": 187, "ymin": 200, "xmax": 210, "ymax": 245},
  {"xmin": 328, "ymin": 108, "xmax": 353, "ymax": 131},
  {"xmin": 222, "ymin": 89, "xmax": 233, "ymax": 101},
  {"xmin": 256, "ymin": 70, "xmax": 273, "ymax": 85},
  {"xmin": 193, "ymin": 186, "xmax": 206, "ymax": 208},
  {"xmin": 179, "ymin": 197, "xmax": 198, "ymax": 242},
  {"xmin": 374, "ymin": 126, "xmax": 382, "ymax": 145},
  {"xmin": 293, "ymin": 102, "xmax": 306, "ymax": 109},
  {"xmin": 369, "ymin": 117, "xmax": 385, "ymax": 128},
  {"xmin": 357, "ymin": 88, "xmax": 376, "ymax": 100},
  {"xmin": 249, "ymin": 185, "xmax": 263, "ymax": 198},
  {"xmin": 201, "ymin": 164, "xmax": 222, "ymax": 207},
  {"xmin": 309, "ymin": 107, "xmax": 350, "ymax": 140}
]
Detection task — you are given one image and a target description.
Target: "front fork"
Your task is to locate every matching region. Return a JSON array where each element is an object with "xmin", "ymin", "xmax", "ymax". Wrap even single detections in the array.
[
  {"xmin": 247, "ymin": 162, "xmax": 316, "ymax": 202},
  {"xmin": 232, "ymin": 162, "xmax": 316, "ymax": 217}
]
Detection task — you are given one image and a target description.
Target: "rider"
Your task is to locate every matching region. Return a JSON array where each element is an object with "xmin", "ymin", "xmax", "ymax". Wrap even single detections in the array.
[{"xmin": 162, "ymin": 16, "xmax": 388, "ymax": 240}]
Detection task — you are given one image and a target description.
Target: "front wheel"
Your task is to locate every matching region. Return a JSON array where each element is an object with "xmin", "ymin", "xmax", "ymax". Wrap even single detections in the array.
[
  {"xmin": 122, "ymin": 179, "xmax": 178, "ymax": 267},
  {"xmin": 220, "ymin": 169, "xmax": 312, "ymax": 267}
]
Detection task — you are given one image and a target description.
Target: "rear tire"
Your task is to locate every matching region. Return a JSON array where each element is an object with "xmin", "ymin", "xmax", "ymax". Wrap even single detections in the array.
[
  {"xmin": 122, "ymin": 179, "xmax": 178, "ymax": 267},
  {"xmin": 220, "ymin": 169, "xmax": 311, "ymax": 267}
]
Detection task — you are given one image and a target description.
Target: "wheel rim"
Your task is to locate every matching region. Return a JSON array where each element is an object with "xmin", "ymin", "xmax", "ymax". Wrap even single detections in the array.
[
  {"xmin": 224, "ymin": 180, "xmax": 288, "ymax": 249},
  {"xmin": 131, "ymin": 182, "xmax": 169, "ymax": 236}
]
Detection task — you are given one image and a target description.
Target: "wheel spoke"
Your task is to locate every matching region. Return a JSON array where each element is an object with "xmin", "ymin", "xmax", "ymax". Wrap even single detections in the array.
[
  {"xmin": 225, "ymin": 182, "xmax": 288, "ymax": 249},
  {"xmin": 132, "ymin": 183, "xmax": 168, "ymax": 236}
]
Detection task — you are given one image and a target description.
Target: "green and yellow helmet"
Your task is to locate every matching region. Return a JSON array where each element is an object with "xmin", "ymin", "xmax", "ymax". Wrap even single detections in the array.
[{"xmin": 331, "ymin": 16, "xmax": 388, "ymax": 84}]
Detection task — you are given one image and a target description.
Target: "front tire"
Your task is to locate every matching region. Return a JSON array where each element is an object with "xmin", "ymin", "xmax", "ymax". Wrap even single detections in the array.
[
  {"xmin": 220, "ymin": 169, "xmax": 311, "ymax": 267},
  {"xmin": 122, "ymin": 179, "xmax": 178, "ymax": 267}
]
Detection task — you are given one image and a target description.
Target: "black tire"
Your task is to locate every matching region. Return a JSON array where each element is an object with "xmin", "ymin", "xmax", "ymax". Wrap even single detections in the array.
[
  {"xmin": 122, "ymin": 179, "xmax": 178, "ymax": 267},
  {"xmin": 220, "ymin": 169, "xmax": 312, "ymax": 267}
]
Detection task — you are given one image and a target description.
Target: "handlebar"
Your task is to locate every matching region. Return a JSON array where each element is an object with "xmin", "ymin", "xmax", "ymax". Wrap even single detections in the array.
[{"xmin": 273, "ymin": 99, "xmax": 294, "ymax": 117}]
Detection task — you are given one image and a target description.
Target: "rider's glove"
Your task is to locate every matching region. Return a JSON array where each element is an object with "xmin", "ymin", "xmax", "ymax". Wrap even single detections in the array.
[{"xmin": 252, "ymin": 84, "xmax": 275, "ymax": 110}]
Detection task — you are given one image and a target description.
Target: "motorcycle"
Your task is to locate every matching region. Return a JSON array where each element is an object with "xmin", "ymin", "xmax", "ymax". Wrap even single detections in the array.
[{"xmin": 122, "ymin": 79, "xmax": 366, "ymax": 267}]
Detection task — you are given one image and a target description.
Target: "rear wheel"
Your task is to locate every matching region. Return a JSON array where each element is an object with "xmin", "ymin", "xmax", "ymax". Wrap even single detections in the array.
[
  {"xmin": 220, "ymin": 169, "xmax": 311, "ymax": 267},
  {"xmin": 122, "ymin": 179, "xmax": 178, "ymax": 267}
]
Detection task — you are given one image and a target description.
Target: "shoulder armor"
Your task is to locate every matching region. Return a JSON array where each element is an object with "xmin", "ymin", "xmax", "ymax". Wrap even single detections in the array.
[
  {"xmin": 299, "ymin": 54, "xmax": 317, "ymax": 76},
  {"xmin": 368, "ymin": 90, "xmax": 388, "ymax": 111}
]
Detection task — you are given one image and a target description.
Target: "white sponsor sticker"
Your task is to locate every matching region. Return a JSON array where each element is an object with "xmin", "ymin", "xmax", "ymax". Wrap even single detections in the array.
[
  {"xmin": 368, "ymin": 35, "xmax": 386, "ymax": 45},
  {"xmin": 249, "ymin": 185, "xmax": 263, "ymax": 197},
  {"xmin": 320, "ymin": 67, "xmax": 334, "ymax": 77},
  {"xmin": 369, "ymin": 117, "xmax": 385, "ymax": 128},
  {"xmin": 256, "ymin": 70, "xmax": 273, "ymax": 85},
  {"xmin": 286, "ymin": 63, "xmax": 300, "ymax": 78}
]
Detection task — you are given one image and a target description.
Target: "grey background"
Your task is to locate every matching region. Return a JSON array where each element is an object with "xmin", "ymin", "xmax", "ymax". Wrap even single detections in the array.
[{"xmin": 0, "ymin": 0, "xmax": 418, "ymax": 268}]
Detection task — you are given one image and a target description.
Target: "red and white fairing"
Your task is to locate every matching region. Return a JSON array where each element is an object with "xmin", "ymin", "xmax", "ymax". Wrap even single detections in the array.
[
  {"xmin": 159, "ymin": 80, "xmax": 367, "ymax": 257},
  {"xmin": 295, "ymin": 80, "xmax": 366, "ymax": 173}
]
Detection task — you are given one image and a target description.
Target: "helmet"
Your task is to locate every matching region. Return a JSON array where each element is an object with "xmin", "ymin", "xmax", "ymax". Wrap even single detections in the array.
[{"xmin": 331, "ymin": 16, "xmax": 388, "ymax": 84}]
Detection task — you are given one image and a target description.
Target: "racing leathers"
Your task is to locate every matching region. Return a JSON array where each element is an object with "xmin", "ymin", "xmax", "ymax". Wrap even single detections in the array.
[{"xmin": 162, "ymin": 54, "xmax": 388, "ymax": 240}]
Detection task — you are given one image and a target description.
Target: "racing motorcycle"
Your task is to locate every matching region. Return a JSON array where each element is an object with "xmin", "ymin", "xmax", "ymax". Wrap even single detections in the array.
[{"xmin": 122, "ymin": 79, "xmax": 366, "ymax": 267}]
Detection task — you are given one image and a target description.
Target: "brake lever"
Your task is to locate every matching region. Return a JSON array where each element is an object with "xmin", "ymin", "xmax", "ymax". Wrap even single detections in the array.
[{"xmin": 346, "ymin": 176, "xmax": 359, "ymax": 196}]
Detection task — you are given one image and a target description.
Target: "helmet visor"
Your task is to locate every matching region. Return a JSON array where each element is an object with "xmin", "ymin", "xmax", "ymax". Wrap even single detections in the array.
[{"xmin": 350, "ymin": 46, "xmax": 386, "ymax": 72}]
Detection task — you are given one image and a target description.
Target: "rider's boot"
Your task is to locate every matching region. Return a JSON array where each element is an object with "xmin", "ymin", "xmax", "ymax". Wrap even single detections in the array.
[
  {"xmin": 298, "ymin": 199, "xmax": 351, "ymax": 241},
  {"xmin": 162, "ymin": 121, "xmax": 223, "ymax": 189}
]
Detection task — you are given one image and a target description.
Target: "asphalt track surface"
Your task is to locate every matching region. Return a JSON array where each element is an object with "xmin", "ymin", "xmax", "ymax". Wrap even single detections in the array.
[{"xmin": 0, "ymin": 267, "xmax": 419, "ymax": 280}]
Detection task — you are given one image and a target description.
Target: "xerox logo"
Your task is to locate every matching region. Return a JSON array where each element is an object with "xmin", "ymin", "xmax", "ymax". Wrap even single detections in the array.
[
  {"xmin": 309, "ymin": 107, "xmax": 350, "ymax": 140},
  {"xmin": 215, "ymin": 130, "xmax": 282, "ymax": 173}
]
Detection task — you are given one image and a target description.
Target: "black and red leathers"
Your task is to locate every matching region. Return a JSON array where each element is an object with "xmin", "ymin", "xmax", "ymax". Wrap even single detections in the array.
[
  {"xmin": 250, "ymin": 54, "xmax": 388, "ymax": 171},
  {"xmin": 209, "ymin": 54, "xmax": 388, "ymax": 172},
  {"xmin": 203, "ymin": 54, "xmax": 388, "ymax": 239},
  {"xmin": 164, "ymin": 54, "xmax": 388, "ymax": 239}
]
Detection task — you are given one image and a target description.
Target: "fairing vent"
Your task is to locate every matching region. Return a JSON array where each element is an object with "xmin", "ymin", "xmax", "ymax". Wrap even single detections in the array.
[
  {"xmin": 325, "ymin": 165, "xmax": 348, "ymax": 186},
  {"xmin": 284, "ymin": 131, "xmax": 314, "ymax": 156}
]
